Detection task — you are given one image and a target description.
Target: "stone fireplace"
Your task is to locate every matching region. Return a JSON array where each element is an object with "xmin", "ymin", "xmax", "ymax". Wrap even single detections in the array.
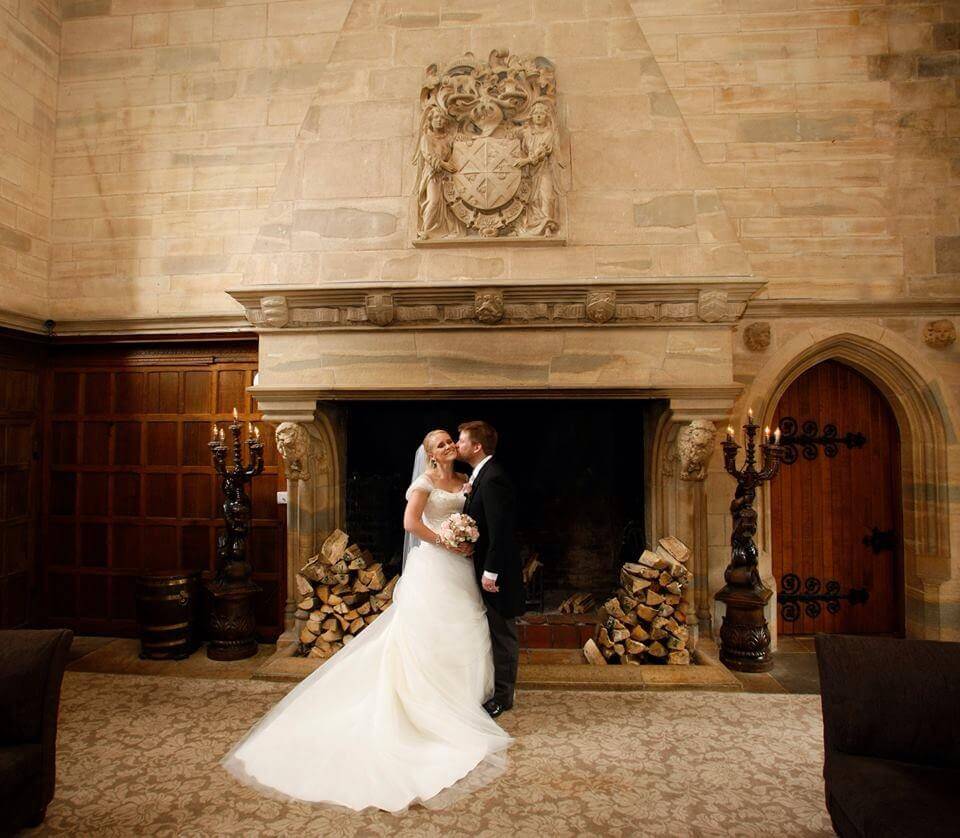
[{"xmin": 231, "ymin": 277, "xmax": 762, "ymax": 648}]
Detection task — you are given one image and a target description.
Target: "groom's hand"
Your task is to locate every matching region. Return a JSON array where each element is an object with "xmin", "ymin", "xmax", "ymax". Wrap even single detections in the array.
[{"xmin": 481, "ymin": 576, "xmax": 499, "ymax": 593}]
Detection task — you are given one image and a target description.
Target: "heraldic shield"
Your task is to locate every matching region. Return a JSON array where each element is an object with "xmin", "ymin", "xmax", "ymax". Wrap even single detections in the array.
[{"xmin": 450, "ymin": 137, "xmax": 521, "ymax": 211}]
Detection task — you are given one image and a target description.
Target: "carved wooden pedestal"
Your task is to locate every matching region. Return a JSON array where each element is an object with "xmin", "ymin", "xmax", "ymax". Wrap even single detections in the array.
[
  {"xmin": 715, "ymin": 583, "xmax": 773, "ymax": 672},
  {"xmin": 205, "ymin": 580, "xmax": 261, "ymax": 661}
]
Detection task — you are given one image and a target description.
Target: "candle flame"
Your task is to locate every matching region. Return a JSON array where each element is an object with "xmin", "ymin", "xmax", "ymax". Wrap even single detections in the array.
[
  {"xmin": 254, "ymin": 426, "xmax": 261, "ymax": 440},
  {"xmin": 727, "ymin": 426, "xmax": 735, "ymax": 436},
  {"xmin": 219, "ymin": 428, "xmax": 225, "ymax": 442},
  {"xmin": 774, "ymin": 427, "xmax": 782, "ymax": 443},
  {"xmin": 233, "ymin": 406, "xmax": 238, "ymax": 420},
  {"xmin": 748, "ymin": 407, "xmax": 754, "ymax": 420}
]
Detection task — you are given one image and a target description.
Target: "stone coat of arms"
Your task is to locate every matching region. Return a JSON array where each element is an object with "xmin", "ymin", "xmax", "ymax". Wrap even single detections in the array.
[{"xmin": 413, "ymin": 50, "xmax": 563, "ymax": 242}]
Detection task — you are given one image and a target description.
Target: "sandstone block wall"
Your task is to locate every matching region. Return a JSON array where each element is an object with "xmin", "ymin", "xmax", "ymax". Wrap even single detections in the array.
[
  {"xmin": 632, "ymin": 0, "xmax": 960, "ymax": 301},
  {"xmin": 0, "ymin": 0, "xmax": 59, "ymax": 318},
  {"xmin": 0, "ymin": 1, "xmax": 946, "ymax": 326},
  {"xmin": 50, "ymin": 0, "xmax": 352, "ymax": 319}
]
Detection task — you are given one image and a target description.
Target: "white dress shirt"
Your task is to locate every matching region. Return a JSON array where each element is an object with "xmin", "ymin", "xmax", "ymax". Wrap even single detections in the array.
[{"xmin": 468, "ymin": 456, "xmax": 498, "ymax": 582}]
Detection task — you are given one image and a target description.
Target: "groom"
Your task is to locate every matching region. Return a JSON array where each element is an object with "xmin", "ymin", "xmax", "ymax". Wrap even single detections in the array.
[{"xmin": 456, "ymin": 420, "xmax": 523, "ymax": 718}]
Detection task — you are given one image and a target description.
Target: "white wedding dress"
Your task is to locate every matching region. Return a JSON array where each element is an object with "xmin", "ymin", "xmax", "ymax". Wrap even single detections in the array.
[{"xmin": 219, "ymin": 474, "xmax": 512, "ymax": 813}]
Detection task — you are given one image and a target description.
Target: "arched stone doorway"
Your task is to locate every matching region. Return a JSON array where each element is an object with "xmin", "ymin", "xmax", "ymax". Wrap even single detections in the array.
[
  {"xmin": 729, "ymin": 321, "xmax": 957, "ymax": 642},
  {"xmin": 769, "ymin": 359, "xmax": 904, "ymax": 636}
]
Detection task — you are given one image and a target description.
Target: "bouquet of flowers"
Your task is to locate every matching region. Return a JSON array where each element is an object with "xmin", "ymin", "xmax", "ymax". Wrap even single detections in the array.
[{"xmin": 437, "ymin": 512, "xmax": 480, "ymax": 551}]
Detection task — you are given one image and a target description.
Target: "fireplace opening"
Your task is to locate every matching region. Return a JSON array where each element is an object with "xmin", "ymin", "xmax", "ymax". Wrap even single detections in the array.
[{"xmin": 344, "ymin": 399, "xmax": 658, "ymax": 611}]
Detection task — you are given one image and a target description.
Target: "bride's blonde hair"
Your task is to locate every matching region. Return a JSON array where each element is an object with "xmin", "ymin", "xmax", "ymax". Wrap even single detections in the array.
[{"xmin": 422, "ymin": 429, "xmax": 449, "ymax": 473}]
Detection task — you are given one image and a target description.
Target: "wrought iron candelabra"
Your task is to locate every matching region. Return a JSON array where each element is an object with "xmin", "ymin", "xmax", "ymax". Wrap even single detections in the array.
[
  {"xmin": 205, "ymin": 411, "xmax": 264, "ymax": 660},
  {"xmin": 714, "ymin": 413, "xmax": 784, "ymax": 672}
]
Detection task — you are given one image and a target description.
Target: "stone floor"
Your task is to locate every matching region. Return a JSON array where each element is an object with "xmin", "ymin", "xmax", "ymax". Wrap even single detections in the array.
[{"xmin": 65, "ymin": 633, "xmax": 821, "ymax": 693}]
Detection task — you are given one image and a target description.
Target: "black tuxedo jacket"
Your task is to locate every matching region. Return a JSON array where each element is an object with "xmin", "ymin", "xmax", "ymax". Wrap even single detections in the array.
[{"xmin": 463, "ymin": 458, "xmax": 524, "ymax": 618}]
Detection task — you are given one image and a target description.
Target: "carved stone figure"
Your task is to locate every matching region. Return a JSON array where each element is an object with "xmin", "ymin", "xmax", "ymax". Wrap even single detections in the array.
[
  {"xmin": 475, "ymin": 289, "xmax": 505, "ymax": 323},
  {"xmin": 697, "ymin": 289, "xmax": 728, "ymax": 323},
  {"xmin": 678, "ymin": 420, "xmax": 717, "ymax": 482},
  {"xmin": 743, "ymin": 321, "xmax": 771, "ymax": 352},
  {"xmin": 923, "ymin": 318, "xmax": 956, "ymax": 349},
  {"xmin": 585, "ymin": 290, "xmax": 616, "ymax": 324},
  {"xmin": 414, "ymin": 50, "xmax": 562, "ymax": 242},
  {"xmin": 260, "ymin": 295, "xmax": 289, "ymax": 329},
  {"xmin": 412, "ymin": 106, "xmax": 465, "ymax": 239},
  {"xmin": 515, "ymin": 100, "xmax": 560, "ymax": 237},
  {"xmin": 276, "ymin": 422, "xmax": 310, "ymax": 480},
  {"xmin": 365, "ymin": 293, "xmax": 395, "ymax": 327}
]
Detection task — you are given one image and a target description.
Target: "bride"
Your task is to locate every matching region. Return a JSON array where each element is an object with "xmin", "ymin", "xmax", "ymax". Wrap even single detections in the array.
[{"xmin": 219, "ymin": 429, "xmax": 512, "ymax": 812}]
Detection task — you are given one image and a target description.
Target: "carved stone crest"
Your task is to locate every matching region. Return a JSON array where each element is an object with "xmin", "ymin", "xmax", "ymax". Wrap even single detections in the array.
[
  {"xmin": 276, "ymin": 422, "xmax": 310, "ymax": 480},
  {"xmin": 365, "ymin": 294, "xmax": 395, "ymax": 327},
  {"xmin": 585, "ymin": 290, "xmax": 616, "ymax": 324},
  {"xmin": 414, "ymin": 50, "xmax": 562, "ymax": 242},
  {"xmin": 475, "ymin": 289, "xmax": 505, "ymax": 324},
  {"xmin": 677, "ymin": 420, "xmax": 717, "ymax": 482},
  {"xmin": 697, "ymin": 289, "xmax": 728, "ymax": 323},
  {"xmin": 923, "ymin": 318, "xmax": 956, "ymax": 349},
  {"xmin": 260, "ymin": 295, "xmax": 289, "ymax": 328},
  {"xmin": 743, "ymin": 321, "xmax": 771, "ymax": 352}
]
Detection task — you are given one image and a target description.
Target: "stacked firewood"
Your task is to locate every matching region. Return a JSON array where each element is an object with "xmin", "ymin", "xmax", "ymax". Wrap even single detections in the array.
[
  {"xmin": 294, "ymin": 529, "xmax": 398, "ymax": 659},
  {"xmin": 583, "ymin": 536, "xmax": 693, "ymax": 666},
  {"xmin": 558, "ymin": 592, "xmax": 596, "ymax": 614}
]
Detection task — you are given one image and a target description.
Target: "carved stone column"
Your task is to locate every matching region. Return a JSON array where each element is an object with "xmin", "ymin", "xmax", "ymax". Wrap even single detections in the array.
[
  {"xmin": 652, "ymin": 397, "xmax": 731, "ymax": 646},
  {"xmin": 651, "ymin": 406, "xmax": 722, "ymax": 647},
  {"xmin": 272, "ymin": 406, "xmax": 346, "ymax": 646}
]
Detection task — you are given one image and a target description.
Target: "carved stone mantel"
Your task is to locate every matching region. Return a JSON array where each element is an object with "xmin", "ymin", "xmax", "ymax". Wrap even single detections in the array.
[{"xmin": 229, "ymin": 277, "xmax": 764, "ymax": 332}]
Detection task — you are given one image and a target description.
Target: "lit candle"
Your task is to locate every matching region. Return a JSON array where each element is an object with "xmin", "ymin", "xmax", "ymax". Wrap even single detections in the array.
[
  {"xmin": 248, "ymin": 422, "xmax": 254, "ymax": 437},
  {"xmin": 774, "ymin": 427, "xmax": 781, "ymax": 445},
  {"xmin": 748, "ymin": 407, "xmax": 754, "ymax": 423},
  {"xmin": 219, "ymin": 428, "xmax": 225, "ymax": 443},
  {"xmin": 210, "ymin": 423, "xmax": 217, "ymax": 442},
  {"xmin": 726, "ymin": 425, "xmax": 735, "ymax": 443},
  {"xmin": 254, "ymin": 426, "xmax": 261, "ymax": 441},
  {"xmin": 764, "ymin": 426, "xmax": 770, "ymax": 444},
  {"xmin": 233, "ymin": 406, "xmax": 238, "ymax": 421}
]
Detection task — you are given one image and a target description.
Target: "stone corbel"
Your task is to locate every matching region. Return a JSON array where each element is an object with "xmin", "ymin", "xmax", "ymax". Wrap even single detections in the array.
[
  {"xmin": 677, "ymin": 420, "xmax": 717, "ymax": 482},
  {"xmin": 275, "ymin": 421, "xmax": 318, "ymax": 481}
]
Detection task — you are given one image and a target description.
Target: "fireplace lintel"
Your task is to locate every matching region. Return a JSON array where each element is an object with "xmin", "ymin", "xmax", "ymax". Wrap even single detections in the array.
[{"xmin": 229, "ymin": 277, "xmax": 764, "ymax": 332}]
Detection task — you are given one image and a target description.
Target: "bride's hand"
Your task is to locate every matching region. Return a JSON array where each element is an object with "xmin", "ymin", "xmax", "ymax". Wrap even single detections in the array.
[{"xmin": 453, "ymin": 542, "xmax": 474, "ymax": 558}]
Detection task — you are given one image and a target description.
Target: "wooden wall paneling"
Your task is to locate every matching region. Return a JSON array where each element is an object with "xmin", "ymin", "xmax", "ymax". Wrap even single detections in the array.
[
  {"xmin": 0, "ymin": 335, "xmax": 44, "ymax": 629},
  {"xmin": 39, "ymin": 342, "xmax": 286, "ymax": 641}
]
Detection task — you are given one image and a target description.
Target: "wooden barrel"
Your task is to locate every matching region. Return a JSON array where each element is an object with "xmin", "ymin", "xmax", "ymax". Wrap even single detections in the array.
[{"xmin": 135, "ymin": 571, "xmax": 202, "ymax": 660}]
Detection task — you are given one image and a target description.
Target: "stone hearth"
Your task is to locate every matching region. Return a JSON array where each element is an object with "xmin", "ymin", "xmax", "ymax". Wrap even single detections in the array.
[{"xmin": 232, "ymin": 276, "xmax": 762, "ymax": 650}]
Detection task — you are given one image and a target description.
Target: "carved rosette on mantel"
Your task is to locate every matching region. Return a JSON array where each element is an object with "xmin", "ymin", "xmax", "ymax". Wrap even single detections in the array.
[
  {"xmin": 232, "ymin": 279, "xmax": 763, "ymax": 331},
  {"xmin": 413, "ymin": 49, "xmax": 564, "ymax": 244}
]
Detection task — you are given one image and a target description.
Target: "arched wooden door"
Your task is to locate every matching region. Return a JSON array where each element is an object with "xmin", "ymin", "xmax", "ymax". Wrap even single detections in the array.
[{"xmin": 771, "ymin": 360, "xmax": 903, "ymax": 636}]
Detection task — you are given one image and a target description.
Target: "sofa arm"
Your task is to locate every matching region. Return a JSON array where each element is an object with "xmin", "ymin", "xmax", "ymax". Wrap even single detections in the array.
[
  {"xmin": 815, "ymin": 633, "xmax": 960, "ymax": 768},
  {"xmin": 0, "ymin": 629, "xmax": 74, "ymax": 806}
]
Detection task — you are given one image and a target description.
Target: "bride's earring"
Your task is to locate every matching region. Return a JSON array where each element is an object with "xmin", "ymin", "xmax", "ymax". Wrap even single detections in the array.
[{"xmin": 430, "ymin": 457, "xmax": 438, "ymax": 468}]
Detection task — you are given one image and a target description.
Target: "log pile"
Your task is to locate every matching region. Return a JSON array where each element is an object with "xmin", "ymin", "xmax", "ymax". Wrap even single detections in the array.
[
  {"xmin": 294, "ymin": 529, "xmax": 398, "ymax": 659},
  {"xmin": 583, "ymin": 536, "xmax": 693, "ymax": 666},
  {"xmin": 558, "ymin": 592, "xmax": 597, "ymax": 615}
]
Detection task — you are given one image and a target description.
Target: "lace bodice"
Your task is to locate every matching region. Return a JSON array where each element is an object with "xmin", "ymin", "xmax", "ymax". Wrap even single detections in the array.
[{"xmin": 405, "ymin": 474, "xmax": 467, "ymax": 530}]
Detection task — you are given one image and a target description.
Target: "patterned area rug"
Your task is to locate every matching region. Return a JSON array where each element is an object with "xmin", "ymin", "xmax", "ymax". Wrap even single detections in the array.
[{"xmin": 24, "ymin": 672, "xmax": 833, "ymax": 837}]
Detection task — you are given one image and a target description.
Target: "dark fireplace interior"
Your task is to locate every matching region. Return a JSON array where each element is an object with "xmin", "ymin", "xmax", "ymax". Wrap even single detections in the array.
[{"xmin": 345, "ymin": 399, "xmax": 655, "ymax": 611}]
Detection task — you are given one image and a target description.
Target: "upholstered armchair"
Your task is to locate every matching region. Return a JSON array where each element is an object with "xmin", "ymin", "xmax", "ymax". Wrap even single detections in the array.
[
  {"xmin": 0, "ymin": 628, "xmax": 74, "ymax": 832},
  {"xmin": 815, "ymin": 634, "xmax": 960, "ymax": 837}
]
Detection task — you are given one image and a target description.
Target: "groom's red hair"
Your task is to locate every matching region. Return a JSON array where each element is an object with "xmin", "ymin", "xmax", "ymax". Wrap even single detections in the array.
[{"xmin": 458, "ymin": 420, "xmax": 497, "ymax": 455}]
